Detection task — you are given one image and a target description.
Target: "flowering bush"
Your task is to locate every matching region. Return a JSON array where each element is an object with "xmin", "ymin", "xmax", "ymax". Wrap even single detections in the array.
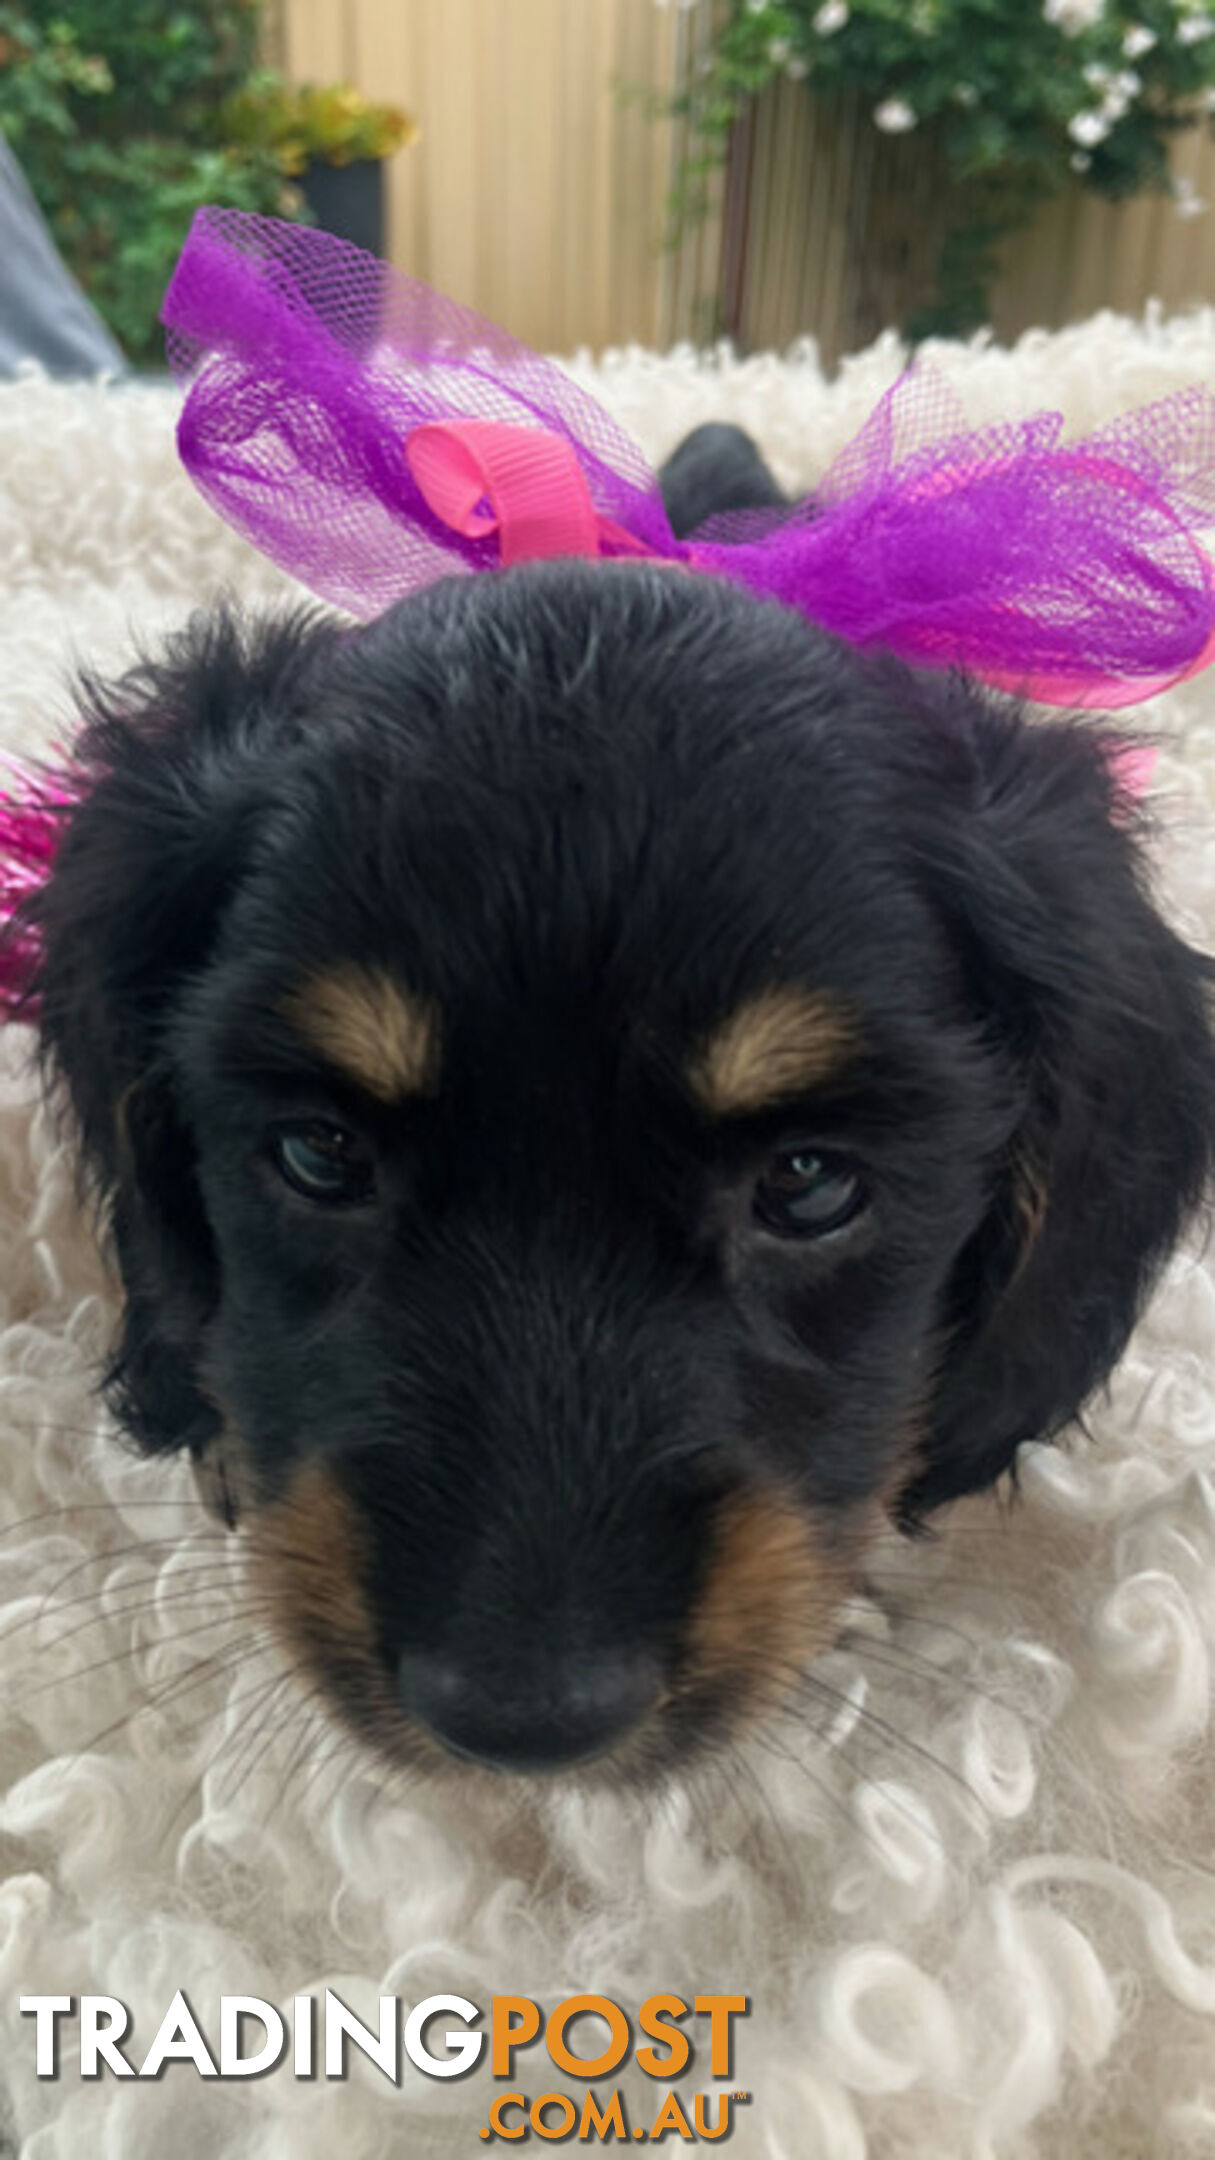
[{"xmin": 661, "ymin": 0, "xmax": 1215, "ymax": 336}]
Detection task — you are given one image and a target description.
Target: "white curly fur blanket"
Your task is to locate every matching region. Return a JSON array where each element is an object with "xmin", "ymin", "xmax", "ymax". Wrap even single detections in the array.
[{"xmin": 2, "ymin": 315, "xmax": 1215, "ymax": 2160}]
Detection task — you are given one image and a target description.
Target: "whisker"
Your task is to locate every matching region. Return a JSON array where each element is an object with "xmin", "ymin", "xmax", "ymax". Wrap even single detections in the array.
[
  {"xmin": 27, "ymin": 1567, "xmax": 252, "ymax": 1650},
  {"xmin": 0, "ymin": 1495, "xmax": 213, "ymax": 1546},
  {"xmin": 292, "ymin": 1717, "xmax": 368, "ymax": 1816},
  {"xmin": 724, "ymin": 1739, "xmax": 802, "ymax": 1873},
  {"xmin": 791, "ymin": 1671, "xmax": 986, "ymax": 1824},
  {"xmin": 59, "ymin": 1631, "xmax": 266, "ymax": 1767},
  {"xmin": 14, "ymin": 1602, "xmax": 282, "ymax": 1702},
  {"xmin": 216, "ymin": 1668, "xmax": 309, "ymax": 1809},
  {"xmin": 696, "ymin": 1642, "xmax": 985, "ymax": 1837},
  {"xmin": 12, "ymin": 1548, "xmax": 239, "ymax": 1638},
  {"xmin": 744, "ymin": 1721, "xmax": 883, "ymax": 1855},
  {"xmin": 831, "ymin": 1637, "xmax": 1024, "ymax": 1712},
  {"xmin": 261, "ymin": 1692, "xmax": 332, "ymax": 1828},
  {"xmin": 158, "ymin": 1656, "xmax": 304, "ymax": 1855},
  {"xmin": 660, "ymin": 1774, "xmax": 711, "ymax": 1857}
]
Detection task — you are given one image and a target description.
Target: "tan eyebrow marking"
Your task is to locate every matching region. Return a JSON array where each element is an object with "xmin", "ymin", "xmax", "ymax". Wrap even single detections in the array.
[
  {"xmin": 283, "ymin": 964, "xmax": 441, "ymax": 1102},
  {"xmin": 687, "ymin": 986, "xmax": 853, "ymax": 1117}
]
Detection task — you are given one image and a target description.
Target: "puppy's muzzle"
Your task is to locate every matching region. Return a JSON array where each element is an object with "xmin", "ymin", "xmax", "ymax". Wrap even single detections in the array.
[{"xmin": 396, "ymin": 1642, "xmax": 662, "ymax": 1772}]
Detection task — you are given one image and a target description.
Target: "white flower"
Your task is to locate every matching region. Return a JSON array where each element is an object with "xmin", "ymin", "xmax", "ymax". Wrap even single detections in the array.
[
  {"xmin": 1068, "ymin": 108, "xmax": 1111, "ymax": 146},
  {"xmin": 746, "ymin": 0, "xmax": 769, "ymax": 15},
  {"xmin": 1082, "ymin": 61, "xmax": 1110, "ymax": 86},
  {"xmin": 812, "ymin": 0, "xmax": 849, "ymax": 30},
  {"xmin": 1122, "ymin": 24, "xmax": 1156, "ymax": 57},
  {"xmin": 1174, "ymin": 177, "xmax": 1208, "ymax": 219},
  {"xmin": 767, "ymin": 35, "xmax": 791, "ymax": 61},
  {"xmin": 1070, "ymin": 150, "xmax": 1093, "ymax": 171},
  {"xmin": 874, "ymin": 97, "xmax": 917, "ymax": 133},
  {"xmin": 1178, "ymin": 14, "xmax": 1215, "ymax": 43},
  {"xmin": 1043, "ymin": 0, "xmax": 1105, "ymax": 33},
  {"xmin": 953, "ymin": 82, "xmax": 979, "ymax": 107},
  {"xmin": 1097, "ymin": 73, "xmax": 1139, "ymax": 121}
]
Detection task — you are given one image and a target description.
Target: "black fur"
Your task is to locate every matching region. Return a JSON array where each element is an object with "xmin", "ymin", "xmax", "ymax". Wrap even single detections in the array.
[
  {"xmin": 658, "ymin": 423, "xmax": 789, "ymax": 537},
  {"xmin": 17, "ymin": 545, "xmax": 1215, "ymax": 1776}
]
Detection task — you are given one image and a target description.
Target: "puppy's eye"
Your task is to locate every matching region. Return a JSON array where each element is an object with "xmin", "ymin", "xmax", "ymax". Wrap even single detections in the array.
[
  {"xmin": 271, "ymin": 1122, "xmax": 375, "ymax": 1206},
  {"xmin": 753, "ymin": 1147, "xmax": 865, "ymax": 1238}
]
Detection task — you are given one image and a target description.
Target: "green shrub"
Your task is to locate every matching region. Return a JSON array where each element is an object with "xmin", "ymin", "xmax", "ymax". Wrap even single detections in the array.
[
  {"xmin": 0, "ymin": 2, "xmax": 300, "ymax": 367},
  {"xmin": 223, "ymin": 70, "xmax": 417, "ymax": 174}
]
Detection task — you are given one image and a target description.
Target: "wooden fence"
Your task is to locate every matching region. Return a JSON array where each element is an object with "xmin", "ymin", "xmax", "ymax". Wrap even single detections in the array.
[
  {"xmin": 272, "ymin": 0, "xmax": 722, "ymax": 350},
  {"xmin": 273, "ymin": 0, "xmax": 1215, "ymax": 362},
  {"xmin": 730, "ymin": 70, "xmax": 1215, "ymax": 362}
]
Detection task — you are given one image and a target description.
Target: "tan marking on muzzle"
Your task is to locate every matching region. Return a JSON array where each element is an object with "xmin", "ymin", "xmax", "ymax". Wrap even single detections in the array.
[
  {"xmin": 248, "ymin": 1460, "xmax": 465, "ymax": 1779},
  {"xmin": 283, "ymin": 964, "xmax": 440, "ymax": 1102},
  {"xmin": 252, "ymin": 1458, "xmax": 376, "ymax": 1664},
  {"xmin": 686, "ymin": 1488, "xmax": 863, "ymax": 1721},
  {"xmin": 688, "ymin": 987, "xmax": 853, "ymax": 1118}
]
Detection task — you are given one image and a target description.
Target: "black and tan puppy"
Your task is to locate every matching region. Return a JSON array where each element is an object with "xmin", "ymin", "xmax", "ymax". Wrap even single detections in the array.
[{"xmin": 19, "ymin": 430, "xmax": 1215, "ymax": 1785}]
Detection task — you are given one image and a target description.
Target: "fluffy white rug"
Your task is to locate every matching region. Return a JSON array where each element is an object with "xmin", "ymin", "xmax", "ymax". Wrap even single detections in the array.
[{"xmin": 1, "ymin": 314, "xmax": 1215, "ymax": 2160}]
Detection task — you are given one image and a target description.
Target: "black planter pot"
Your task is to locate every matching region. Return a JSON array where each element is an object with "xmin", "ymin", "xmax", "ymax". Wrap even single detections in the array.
[{"xmin": 299, "ymin": 157, "xmax": 385, "ymax": 258}]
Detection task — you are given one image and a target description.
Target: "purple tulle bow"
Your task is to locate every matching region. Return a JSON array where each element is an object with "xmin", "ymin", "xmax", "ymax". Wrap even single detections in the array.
[
  {"xmin": 4, "ymin": 208, "xmax": 1215, "ymax": 1024},
  {"xmin": 159, "ymin": 207, "xmax": 1215, "ymax": 709}
]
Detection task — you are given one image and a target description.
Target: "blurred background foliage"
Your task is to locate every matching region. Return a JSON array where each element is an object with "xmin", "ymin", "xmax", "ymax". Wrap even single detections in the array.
[
  {"xmin": 222, "ymin": 71, "xmax": 416, "ymax": 174},
  {"xmin": 0, "ymin": 2, "xmax": 291, "ymax": 363},
  {"xmin": 2, "ymin": 0, "xmax": 1215, "ymax": 368},
  {"xmin": 0, "ymin": 1, "xmax": 411, "ymax": 365},
  {"xmin": 671, "ymin": 0, "xmax": 1215, "ymax": 337}
]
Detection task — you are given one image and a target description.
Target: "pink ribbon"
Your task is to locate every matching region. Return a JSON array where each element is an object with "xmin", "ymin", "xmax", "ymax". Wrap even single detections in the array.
[
  {"xmin": 405, "ymin": 420, "xmax": 1214, "ymax": 719},
  {"xmin": 400, "ymin": 419, "xmax": 1165, "ymax": 802},
  {"xmin": 405, "ymin": 420, "xmax": 672, "ymax": 568}
]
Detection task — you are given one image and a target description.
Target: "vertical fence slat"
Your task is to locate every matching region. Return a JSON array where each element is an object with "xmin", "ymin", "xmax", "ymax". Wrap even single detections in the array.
[
  {"xmin": 280, "ymin": 2, "xmax": 1215, "ymax": 358},
  {"xmin": 281, "ymin": 0, "xmax": 350, "ymax": 83},
  {"xmin": 280, "ymin": 0, "xmax": 708, "ymax": 353},
  {"xmin": 992, "ymin": 133, "xmax": 1215, "ymax": 344}
]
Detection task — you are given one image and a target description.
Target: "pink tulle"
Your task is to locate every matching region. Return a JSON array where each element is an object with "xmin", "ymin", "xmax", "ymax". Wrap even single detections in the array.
[{"xmin": 0, "ymin": 759, "xmax": 85, "ymax": 1017}]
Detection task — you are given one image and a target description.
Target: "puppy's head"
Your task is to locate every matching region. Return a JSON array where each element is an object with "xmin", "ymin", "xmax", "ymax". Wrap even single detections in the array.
[{"xmin": 24, "ymin": 564, "xmax": 1215, "ymax": 1782}]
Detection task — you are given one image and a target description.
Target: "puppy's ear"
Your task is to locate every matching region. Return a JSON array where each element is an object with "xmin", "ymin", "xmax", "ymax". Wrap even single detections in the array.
[
  {"xmin": 904, "ymin": 696, "xmax": 1215, "ymax": 1516},
  {"xmin": 25, "ymin": 607, "xmax": 337, "ymax": 1453}
]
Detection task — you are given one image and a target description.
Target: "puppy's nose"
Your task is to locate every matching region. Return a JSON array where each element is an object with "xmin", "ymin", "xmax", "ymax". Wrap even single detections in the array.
[{"xmin": 397, "ymin": 1645, "xmax": 659, "ymax": 1771}]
